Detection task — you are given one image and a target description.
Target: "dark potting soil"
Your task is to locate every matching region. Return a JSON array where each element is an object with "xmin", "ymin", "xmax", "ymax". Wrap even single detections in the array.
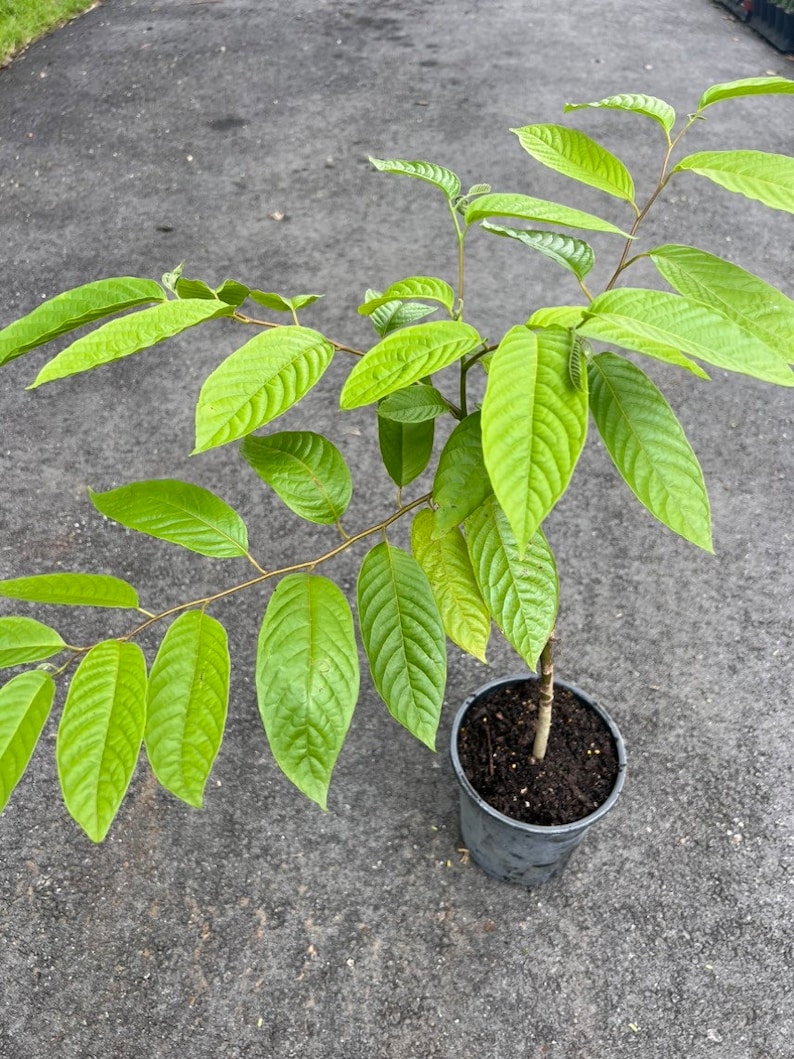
[{"xmin": 456, "ymin": 681, "xmax": 620, "ymax": 826}]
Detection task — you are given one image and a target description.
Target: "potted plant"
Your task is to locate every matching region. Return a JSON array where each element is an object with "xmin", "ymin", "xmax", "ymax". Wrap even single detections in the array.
[{"xmin": 0, "ymin": 77, "xmax": 792, "ymax": 885}]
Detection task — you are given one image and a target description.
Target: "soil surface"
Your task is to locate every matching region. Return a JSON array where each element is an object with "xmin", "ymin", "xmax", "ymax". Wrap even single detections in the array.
[{"xmin": 456, "ymin": 681, "xmax": 620, "ymax": 826}]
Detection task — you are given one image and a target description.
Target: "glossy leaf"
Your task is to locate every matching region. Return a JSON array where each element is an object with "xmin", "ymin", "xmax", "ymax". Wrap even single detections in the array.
[
  {"xmin": 90, "ymin": 479, "xmax": 249, "ymax": 558},
  {"xmin": 357, "ymin": 543, "xmax": 446, "ymax": 750},
  {"xmin": 464, "ymin": 192, "xmax": 628, "ymax": 235},
  {"xmin": 564, "ymin": 93, "xmax": 676, "ymax": 134},
  {"xmin": 672, "ymin": 151, "xmax": 794, "ymax": 215},
  {"xmin": 365, "ymin": 295, "xmax": 437, "ymax": 337},
  {"xmin": 358, "ymin": 277, "xmax": 456, "ymax": 317},
  {"xmin": 588, "ymin": 353, "xmax": 712, "ymax": 550},
  {"xmin": 527, "ymin": 306, "xmax": 587, "ymax": 330},
  {"xmin": 145, "ymin": 611, "xmax": 230, "ymax": 808},
  {"xmin": 0, "ymin": 616, "xmax": 65, "ymax": 669},
  {"xmin": 697, "ymin": 76, "xmax": 794, "ymax": 111},
  {"xmin": 0, "ymin": 573, "xmax": 140, "ymax": 609},
  {"xmin": 241, "ymin": 431, "xmax": 353, "ymax": 524},
  {"xmin": 369, "ymin": 157, "xmax": 461, "ymax": 201},
  {"xmin": 432, "ymin": 412, "xmax": 492, "ymax": 535},
  {"xmin": 57, "ymin": 641, "xmax": 147, "ymax": 843},
  {"xmin": 249, "ymin": 291, "xmax": 323, "ymax": 313},
  {"xmin": 378, "ymin": 414, "xmax": 434, "ymax": 488},
  {"xmin": 0, "ymin": 671, "xmax": 55, "ymax": 812},
  {"xmin": 257, "ymin": 574, "xmax": 359, "ymax": 809},
  {"xmin": 194, "ymin": 325, "xmax": 334, "ymax": 451},
  {"xmin": 481, "ymin": 222, "xmax": 595, "ymax": 280},
  {"xmin": 511, "ymin": 124, "xmax": 636, "ymax": 205},
  {"xmin": 378, "ymin": 384, "xmax": 450, "ymax": 423}
]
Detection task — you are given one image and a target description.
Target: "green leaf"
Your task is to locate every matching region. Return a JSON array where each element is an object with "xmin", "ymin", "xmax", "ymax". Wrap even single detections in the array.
[
  {"xmin": 240, "ymin": 431, "xmax": 353, "ymax": 524},
  {"xmin": 339, "ymin": 321, "xmax": 481, "ymax": 409},
  {"xmin": 672, "ymin": 151, "xmax": 794, "ymax": 215},
  {"xmin": 465, "ymin": 496, "xmax": 558, "ymax": 671},
  {"xmin": 0, "ymin": 573, "xmax": 140, "ymax": 609},
  {"xmin": 564, "ymin": 93, "xmax": 676, "ymax": 134},
  {"xmin": 30, "ymin": 299, "xmax": 232, "ymax": 388},
  {"xmin": 57, "ymin": 641, "xmax": 147, "ymax": 843},
  {"xmin": 411, "ymin": 510, "xmax": 490, "ymax": 663},
  {"xmin": 481, "ymin": 326, "xmax": 588, "ymax": 555},
  {"xmin": 358, "ymin": 277, "xmax": 456, "ymax": 317},
  {"xmin": 215, "ymin": 279, "xmax": 251, "ymax": 307},
  {"xmin": 464, "ymin": 192, "xmax": 629, "ymax": 235},
  {"xmin": 0, "ymin": 671, "xmax": 55, "ymax": 813},
  {"xmin": 433, "ymin": 411, "xmax": 492, "ymax": 535},
  {"xmin": 527, "ymin": 305, "xmax": 587, "ymax": 329},
  {"xmin": 697, "ymin": 76, "xmax": 794, "ymax": 112},
  {"xmin": 249, "ymin": 291, "xmax": 323, "ymax": 313},
  {"xmin": 377, "ymin": 414, "xmax": 434, "ymax": 488},
  {"xmin": 580, "ymin": 288, "xmax": 794, "ymax": 386},
  {"xmin": 0, "ymin": 277, "xmax": 165, "ymax": 367},
  {"xmin": 481, "ymin": 222, "xmax": 595, "ymax": 280},
  {"xmin": 194, "ymin": 325, "xmax": 335, "ymax": 451},
  {"xmin": 162, "ymin": 263, "xmax": 184, "ymax": 293},
  {"xmin": 357, "ymin": 543, "xmax": 446, "ymax": 750},
  {"xmin": 145, "ymin": 611, "xmax": 230, "ymax": 808},
  {"xmin": 175, "ymin": 277, "xmax": 216, "ymax": 300},
  {"xmin": 257, "ymin": 574, "xmax": 359, "ymax": 809},
  {"xmin": 649, "ymin": 244, "xmax": 794, "ymax": 364},
  {"xmin": 365, "ymin": 295, "xmax": 438, "ymax": 337},
  {"xmin": 588, "ymin": 353, "xmax": 712, "ymax": 551},
  {"xmin": 511, "ymin": 124, "xmax": 636, "ymax": 205},
  {"xmin": 90, "ymin": 479, "xmax": 249, "ymax": 558},
  {"xmin": 0, "ymin": 617, "xmax": 66, "ymax": 669},
  {"xmin": 368, "ymin": 157, "xmax": 461, "ymax": 201},
  {"xmin": 378, "ymin": 384, "xmax": 451, "ymax": 423}
]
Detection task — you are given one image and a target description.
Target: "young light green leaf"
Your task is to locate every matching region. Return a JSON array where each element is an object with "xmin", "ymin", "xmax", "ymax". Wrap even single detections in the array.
[
  {"xmin": 240, "ymin": 431, "xmax": 353, "ymax": 524},
  {"xmin": 357, "ymin": 542, "xmax": 446, "ymax": 750},
  {"xmin": 358, "ymin": 277, "xmax": 456, "ymax": 317},
  {"xmin": 31, "ymin": 299, "xmax": 232, "ymax": 388},
  {"xmin": 433, "ymin": 411, "xmax": 492, "ymax": 536},
  {"xmin": 464, "ymin": 192, "xmax": 629, "ymax": 235},
  {"xmin": 672, "ymin": 151, "xmax": 794, "ymax": 215},
  {"xmin": 378, "ymin": 384, "xmax": 450, "ymax": 423},
  {"xmin": 0, "ymin": 573, "xmax": 140, "ymax": 609},
  {"xmin": 249, "ymin": 291, "xmax": 323, "ymax": 313},
  {"xmin": 580, "ymin": 288, "xmax": 794, "ymax": 386},
  {"xmin": 145, "ymin": 611, "xmax": 230, "ymax": 808},
  {"xmin": 481, "ymin": 326, "xmax": 588, "ymax": 555},
  {"xmin": 369, "ymin": 157, "xmax": 461, "ymax": 201},
  {"xmin": 0, "ymin": 671, "xmax": 55, "ymax": 813},
  {"xmin": 0, "ymin": 277, "xmax": 165, "ymax": 367},
  {"xmin": 588, "ymin": 353, "xmax": 712, "ymax": 551},
  {"xmin": 511, "ymin": 124, "xmax": 636, "ymax": 205},
  {"xmin": 339, "ymin": 321, "xmax": 481, "ymax": 409},
  {"xmin": 90, "ymin": 479, "xmax": 249, "ymax": 558},
  {"xmin": 215, "ymin": 279, "xmax": 251, "ymax": 307},
  {"xmin": 0, "ymin": 616, "xmax": 66, "ymax": 669},
  {"xmin": 466, "ymin": 497, "xmax": 558, "ymax": 671},
  {"xmin": 411, "ymin": 510, "xmax": 490, "ymax": 663},
  {"xmin": 377, "ymin": 414, "xmax": 434, "ymax": 488},
  {"xmin": 257, "ymin": 574, "xmax": 359, "ymax": 809},
  {"xmin": 162, "ymin": 263, "xmax": 184, "ymax": 293},
  {"xmin": 527, "ymin": 306, "xmax": 587, "ymax": 329},
  {"xmin": 697, "ymin": 76, "xmax": 794, "ymax": 112},
  {"xmin": 481, "ymin": 222, "xmax": 595, "ymax": 281},
  {"xmin": 57, "ymin": 640, "xmax": 147, "ymax": 843},
  {"xmin": 194, "ymin": 325, "xmax": 335, "ymax": 451},
  {"xmin": 564, "ymin": 93, "xmax": 676, "ymax": 135},
  {"xmin": 365, "ymin": 295, "xmax": 438, "ymax": 337}
]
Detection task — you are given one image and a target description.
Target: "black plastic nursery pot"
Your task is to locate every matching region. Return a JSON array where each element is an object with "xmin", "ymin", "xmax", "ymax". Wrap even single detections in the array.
[{"xmin": 450, "ymin": 674, "xmax": 627, "ymax": 887}]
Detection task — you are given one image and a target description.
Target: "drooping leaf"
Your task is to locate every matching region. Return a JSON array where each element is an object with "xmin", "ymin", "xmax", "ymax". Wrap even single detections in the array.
[
  {"xmin": 378, "ymin": 384, "xmax": 451, "ymax": 423},
  {"xmin": 0, "ymin": 671, "xmax": 55, "ymax": 812},
  {"xmin": 145, "ymin": 611, "xmax": 230, "ymax": 808},
  {"xmin": 215, "ymin": 279, "xmax": 251, "ymax": 307},
  {"xmin": 0, "ymin": 616, "xmax": 66, "ymax": 669},
  {"xmin": 249, "ymin": 291, "xmax": 323, "ymax": 313},
  {"xmin": 433, "ymin": 412, "xmax": 492, "ymax": 535},
  {"xmin": 369, "ymin": 157, "xmax": 461, "ymax": 201},
  {"xmin": 511, "ymin": 124, "xmax": 636, "ymax": 205},
  {"xmin": 90, "ymin": 479, "xmax": 249, "ymax": 558},
  {"xmin": 464, "ymin": 192, "xmax": 629, "ymax": 235},
  {"xmin": 30, "ymin": 299, "xmax": 232, "ymax": 388},
  {"xmin": 256, "ymin": 574, "xmax": 359, "ymax": 809},
  {"xmin": 358, "ymin": 277, "xmax": 456, "ymax": 317},
  {"xmin": 194, "ymin": 325, "xmax": 335, "ymax": 451},
  {"xmin": 56, "ymin": 640, "xmax": 147, "ymax": 843},
  {"xmin": 588, "ymin": 353, "xmax": 712, "ymax": 551},
  {"xmin": 175, "ymin": 277, "xmax": 216, "ymax": 300},
  {"xmin": 0, "ymin": 277, "xmax": 165, "ymax": 367},
  {"xmin": 481, "ymin": 222, "xmax": 595, "ymax": 280},
  {"xmin": 240, "ymin": 431, "xmax": 353, "ymax": 524},
  {"xmin": 357, "ymin": 542, "xmax": 446, "ymax": 750},
  {"xmin": 564, "ymin": 93, "xmax": 676, "ymax": 135},
  {"xmin": 697, "ymin": 76, "xmax": 794, "ymax": 112},
  {"xmin": 465, "ymin": 496, "xmax": 558, "ymax": 671},
  {"xmin": 365, "ymin": 295, "xmax": 438, "ymax": 337},
  {"xmin": 411, "ymin": 510, "xmax": 490, "ymax": 663},
  {"xmin": 378, "ymin": 414, "xmax": 434, "ymax": 488},
  {"xmin": 672, "ymin": 150, "xmax": 794, "ymax": 215},
  {"xmin": 0, "ymin": 573, "xmax": 140, "ymax": 609}
]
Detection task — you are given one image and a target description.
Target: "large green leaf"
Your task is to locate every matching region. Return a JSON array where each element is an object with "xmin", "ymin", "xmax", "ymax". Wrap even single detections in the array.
[
  {"xmin": 481, "ymin": 222, "xmax": 595, "ymax": 281},
  {"xmin": 145, "ymin": 611, "xmax": 230, "ymax": 808},
  {"xmin": 481, "ymin": 326, "xmax": 588, "ymax": 555},
  {"xmin": 57, "ymin": 640, "xmax": 147, "ymax": 843},
  {"xmin": 564, "ymin": 93, "xmax": 676, "ymax": 135},
  {"xmin": 672, "ymin": 151, "xmax": 794, "ymax": 215},
  {"xmin": 257, "ymin": 574, "xmax": 359, "ymax": 809},
  {"xmin": 580, "ymin": 288, "xmax": 794, "ymax": 386},
  {"xmin": 0, "ymin": 616, "xmax": 66, "ymax": 669},
  {"xmin": 464, "ymin": 193, "xmax": 628, "ymax": 235},
  {"xmin": 368, "ymin": 157, "xmax": 461, "ymax": 201},
  {"xmin": 697, "ymin": 76, "xmax": 794, "ymax": 112},
  {"xmin": 0, "ymin": 573, "xmax": 140, "ymax": 609},
  {"xmin": 339, "ymin": 321, "xmax": 481, "ymax": 409},
  {"xmin": 30, "ymin": 299, "xmax": 231, "ymax": 387},
  {"xmin": 511, "ymin": 124, "xmax": 636, "ymax": 205},
  {"xmin": 588, "ymin": 353, "xmax": 712, "ymax": 551},
  {"xmin": 432, "ymin": 411, "xmax": 492, "ymax": 535},
  {"xmin": 358, "ymin": 276, "xmax": 456, "ymax": 317},
  {"xmin": 90, "ymin": 479, "xmax": 249, "ymax": 558},
  {"xmin": 241, "ymin": 431, "xmax": 353, "ymax": 524},
  {"xmin": 0, "ymin": 671, "xmax": 55, "ymax": 812},
  {"xmin": 0, "ymin": 277, "xmax": 165, "ymax": 367},
  {"xmin": 378, "ymin": 384, "xmax": 450, "ymax": 423},
  {"xmin": 411, "ymin": 510, "xmax": 490, "ymax": 663},
  {"xmin": 357, "ymin": 542, "xmax": 446, "ymax": 750},
  {"xmin": 194, "ymin": 325, "xmax": 334, "ymax": 451},
  {"xmin": 378, "ymin": 414, "xmax": 434, "ymax": 488},
  {"xmin": 465, "ymin": 496, "xmax": 558, "ymax": 671}
]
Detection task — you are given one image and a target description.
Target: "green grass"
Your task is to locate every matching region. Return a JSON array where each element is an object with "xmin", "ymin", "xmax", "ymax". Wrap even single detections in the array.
[{"xmin": 0, "ymin": 0, "xmax": 98, "ymax": 66}]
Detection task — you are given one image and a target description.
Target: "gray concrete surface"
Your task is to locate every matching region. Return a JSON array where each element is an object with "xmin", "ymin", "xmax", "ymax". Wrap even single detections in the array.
[{"xmin": 1, "ymin": 1, "xmax": 792, "ymax": 1056}]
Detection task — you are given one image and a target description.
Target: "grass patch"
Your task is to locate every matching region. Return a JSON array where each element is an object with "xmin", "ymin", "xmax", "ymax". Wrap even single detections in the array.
[{"xmin": 0, "ymin": 0, "xmax": 99, "ymax": 66}]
